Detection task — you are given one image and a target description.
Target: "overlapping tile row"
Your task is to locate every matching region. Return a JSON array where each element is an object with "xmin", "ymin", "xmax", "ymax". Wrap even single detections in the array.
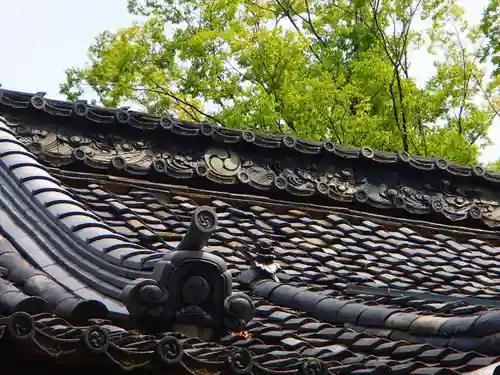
[
  {"xmin": 1, "ymin": 300, "xmax": 499, "ymax": 374},
  {"xmin": 0, "ymin": 310, "xmax": 289, "ymax": 375},
  {"xmin": 251, "ymin": 279, "xmax": 500, "ymax": 354},
  {"xmin": 0, "ymin": 234, "xmax": 107, "ymax": 320},
  {"xmin": 226, "ymin": 298, "xmax": 500, "ymax": 374},
  {"xmin": 1, "ymin": 88, "xmax": 499, "ymax": 184}
]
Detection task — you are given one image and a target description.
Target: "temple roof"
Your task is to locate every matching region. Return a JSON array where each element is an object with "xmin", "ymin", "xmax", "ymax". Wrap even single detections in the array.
[{"xmin": 0, "ymin": 88, "xmax": 500, "ymax": 374}]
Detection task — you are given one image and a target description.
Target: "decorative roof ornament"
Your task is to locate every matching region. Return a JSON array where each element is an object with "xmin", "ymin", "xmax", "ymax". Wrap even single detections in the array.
[
  {"xmin": 121, "ymin": 206, "xmax": 255, "ymax": 338},
  {"xmin": 251, "ymin": 239, "xmax": 281, "ymax": 282},
  {"xmin": 236, "ymin": 239, "xmax": 283, "ymax": 284}
]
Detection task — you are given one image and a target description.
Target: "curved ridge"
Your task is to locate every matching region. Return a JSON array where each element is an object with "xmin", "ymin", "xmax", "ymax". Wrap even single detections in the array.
[
  {"xmin": 0, "ymin": 234, "xmax": 105, "ymax": 321},
  {"xmin": 0, "ymin": 89, "xmax": 498, "ymax": 185},
  {"xmin": 0, "ymin": 239, "xmax": 49, "ymax": 315},
  {"xmin": 0, "ymin": 177, "xmax": 114, "ymax": 319},
  {"xmin": 252, "ymin": 280, "xmax": 500, "ymax": 355},
  {"xmin": 0, "ymin": 118, "xmax": 165, "ymax": 318}
]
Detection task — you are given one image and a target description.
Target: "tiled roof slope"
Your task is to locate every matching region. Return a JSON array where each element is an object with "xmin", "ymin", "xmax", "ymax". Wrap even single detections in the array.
[
  {"xmin": 1, "ymin": 88, "xmax": 500, "ymax": 229},
  {"xmin": 0, "ymin": 117, "xmax": 500, "ymax": 374}
]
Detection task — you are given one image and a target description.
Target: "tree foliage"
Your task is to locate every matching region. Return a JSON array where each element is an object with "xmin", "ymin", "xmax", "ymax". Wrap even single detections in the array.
[
  {"xmin": 61, "ymin": 0, "xmax": 499, "ymax": 166},
  {"xmin": 481, "ymin": 0, "xmax": 500, "ymax": 77}
]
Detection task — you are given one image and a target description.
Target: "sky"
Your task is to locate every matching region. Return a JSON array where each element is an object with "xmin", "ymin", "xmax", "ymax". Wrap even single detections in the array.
[{"xmin": 0, "ymin": 0, "xmax": 498, "ymax": 163}]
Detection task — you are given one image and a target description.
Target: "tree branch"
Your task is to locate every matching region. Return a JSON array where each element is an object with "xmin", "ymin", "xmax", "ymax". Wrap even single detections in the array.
[
  {"xmin": 245, "ymin": 0, "xmax": 281, "ymax": 16},
  {"xmin": 302, "ymin": 0, "xmax": 327, "ymax": 47},
  {"xmin": 451, "ymin": 22, "xmax": 500, "ymax": 120},
  {"xmin": 146, "ymin": 77, "xmax": 224, "ymax": 125},
  {"xmin": 274, "ymin": 0, "xmax": 324, "ymax": 62}
]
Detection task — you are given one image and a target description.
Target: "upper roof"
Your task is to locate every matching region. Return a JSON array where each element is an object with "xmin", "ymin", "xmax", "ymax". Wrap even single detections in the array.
[
  {"xmin": 0, "ymin": 88, "xmax": 500, "ymax": 374},
  {"xmin": 1, "ymin": 88, "xmax": 498, "ymax": 181},
  {"xmin": 1, "ymin": 88, "xmax": 500, "ymax": 230}
]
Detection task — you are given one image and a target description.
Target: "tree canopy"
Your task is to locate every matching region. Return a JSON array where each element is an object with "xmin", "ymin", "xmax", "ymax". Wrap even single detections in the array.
[{"xmin": 60, "ymin": 0, "xmax": 500, "ymax": 167}]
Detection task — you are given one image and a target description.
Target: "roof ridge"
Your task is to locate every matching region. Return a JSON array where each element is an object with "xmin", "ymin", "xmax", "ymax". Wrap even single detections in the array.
[
  {"xmin": 1, "ymin": 88, "xmax": 498, "ymax": 184},
  {"xmin": 2, "ymin": 106, "xmax": 500, "ymax": 230}
]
